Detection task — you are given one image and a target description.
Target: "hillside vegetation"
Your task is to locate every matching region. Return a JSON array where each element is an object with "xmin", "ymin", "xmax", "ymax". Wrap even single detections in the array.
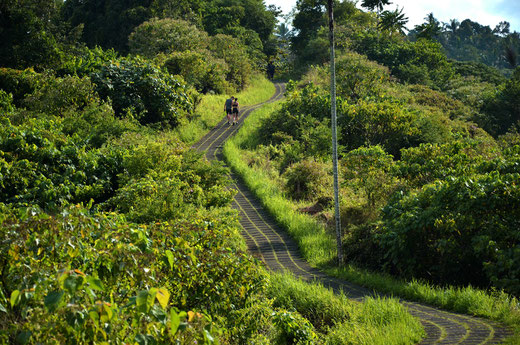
[
  {"xmin": 224, "ymin": 0, "xmax": 520, "ymax": 340},
  {"xmin": 0, "ymin": 0, "xmax": 433, "ymax": 344}
]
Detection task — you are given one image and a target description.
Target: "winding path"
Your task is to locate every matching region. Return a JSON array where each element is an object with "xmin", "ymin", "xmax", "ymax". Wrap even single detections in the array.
[{"xmin": 193, "ymin": 83, "xmax": 513, "ymax": 344}]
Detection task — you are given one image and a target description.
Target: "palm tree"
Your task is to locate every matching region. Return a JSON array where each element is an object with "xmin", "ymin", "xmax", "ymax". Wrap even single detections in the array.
[
  {"xmin": 276, "ymin": 22, "xmax": 291, "ymax": 41},
  {"xmin": 378, "ymin": 7, "xmax": 408, "ymax": 36},
  {"xmin": 445, "ymin": 18, "xmax": 460, "ymax": 33},
  {"xmin": 415, "ymin": 12, "xmax": 442, "ymax": 40},
  {"xmin": 361, "ymin": 0, "xmax": 392, "ymax": 14}
]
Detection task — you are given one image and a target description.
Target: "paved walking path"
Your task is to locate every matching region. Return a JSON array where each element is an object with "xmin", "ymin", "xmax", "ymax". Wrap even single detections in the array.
[{"xmin": 193, "ymin": 83, "xmax": 513, "ymax": 344}]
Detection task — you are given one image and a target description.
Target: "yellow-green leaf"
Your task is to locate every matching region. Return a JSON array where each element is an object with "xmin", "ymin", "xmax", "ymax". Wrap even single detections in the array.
[
  {"xmin": 156, "ymin": 287, "xmax": 170, "ymax": 309},
  {"xmin": 10, "ymin": 290, "xmax": 20, "ymax": 308},
  {"xmin": 170, "ymin": 310, "xmax": 180, "ymax": 335}
]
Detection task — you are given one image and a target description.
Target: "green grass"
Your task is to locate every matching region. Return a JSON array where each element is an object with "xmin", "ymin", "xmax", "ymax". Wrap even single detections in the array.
[
  {"xmin": 223, "ymin": 99, "xmax": 520, "ymax": 341},
  {"xmin": 175, "ymin": 75, "xmax": 275, "ymax": 145},
  {"xmin": 224, "ymin": 102, "xmax": 337, "ymax": 266},
  {"xmin": 267, "ymin": 272, "xmax": 424, "ymax": 345}
]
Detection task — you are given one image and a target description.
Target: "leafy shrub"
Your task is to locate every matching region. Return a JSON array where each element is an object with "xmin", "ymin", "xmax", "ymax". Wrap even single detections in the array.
[
  {"xmin": 0, "ymin": 116, "xmax": 123, "ymax": 210},
  {"xmin": 338, "ymin": 98, "xmax": 419, "ymax": 157},
  {"xmin": 102, "ymin": 135, "xmax": 234, "ymax": 222},
  {"xmin": 283, "ymin": 160, "xmax": 330, "ymax": 200},
  {"xmin": 0, "ymin": 68, "xmax": 41, "ymax": 106},
  {"xmin": 257, "ymin": 85, "xmax": 330, "ymax": 146},
  {"xmin": 163, "ymin": 50, "xmax": 230, "ymax": 93},
  {"xmin": 129, "ymin": 18, "xmax": 209, "ymax": 58},
  {"xmin": 23, "ymin": 75, "xmax": 99, "ymax": 116},
  {"xmin": 357, "ymin": 37, "xmax": 454, "ymax": 90},
  {"xmin": 208, "ymin": 34, "xmax": 252, "ymax": 90},
  {"xmin": 0, "ymin": 90, "xmax": 14, "ymax": 113},
  {"xmin": 451, "ymin": 60, "xmax": 507, "ymax": 85},
  {"xmin": 91, "ymin": 57, "xmax": 195, "ymax": 127},
  {"xmin": 272, "ymin": 309, "xmax": 318, "ymax": 345},
  {"xmin": 342, "ymin": 146, "xmax": 398, "ymax": 208},
  {"xmin": 57, "ymin": 46, "xmax": 119, "ymax": 77},
  {"xmin": 396, "ymin": 139, "xmax": 498, "ymax": 188},
  {"xmin": 480, "ymin": 66, "xmax": 520, "ymax": 136},
  {"xmin": 335, "ymin": 51, "xmax": 390, "ymax": 101},
  {"xmin": 408, "ymin": 84, "xmax": 470, "ymax": 120},
  {"xmin": 0, "ymin": 204, "xmax": 265, "ymax": 344},
  {"xmin": 61, "ymin": 103, "xmax": 142, "ymax": 148},
  {"xmin": 379, "ymin": 171, "xmax": 520, "ymax": 292}
]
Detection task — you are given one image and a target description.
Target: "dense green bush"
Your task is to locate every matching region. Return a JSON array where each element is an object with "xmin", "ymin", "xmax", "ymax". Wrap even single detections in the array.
[
  {"xmin": 338, "ymin": 97, "xmax": 418, "ymax": 157},
  {"xmin": 208, "ymin": 34, "xmax": 252, "ymax": 90},
  {"xmin": 129, "ymin": 18, "xmax": 209, "ymax": 58},
  {"xmin": 379, "ymin": 169, "xmax": 520, "ymax": 293},
  {"xmin": 0, "ymin": 204, "xmax": 265, "ymax": 344},
  {"xmin": 283, "ymin": 160, "xmax": 330, "ymax": 200},
  {"xmin": 396, "ymin": 139, "xmax": 498, "ymax": 188},
  {"xmin": 342, "ymin": 146, "xmax": 398, "ymax": 208},
  {"xmin": 163, "ymin": 50, "xmax": 230, "ymax": 93},
  {"xmin": 91, "ymin": 57, "xmax": 195, "ymax": 127},
  {"xmin": 23, "ymin": 75, "xmax": 98, "ymax": 116},
  {"xmin": 354, "ymin": 36, "xmax": 454, "ymax": 90},
  {"xmin": 480, "ymin": 67, "xmax": 520, "ymax": 136},
  {"xmin": 0, "ymin": 90, "xmax": 14, "ymax": 113},
  {"xmin": 0, "ymin": 116, "xmax": 123, "ymax": 210},
  {"xmin": 0, "ymin": 68, "xmax": 41, "ymax": 106},
  {"xmin": 335, "ymin": 51, "xmax": 390, "ymax": 101}
]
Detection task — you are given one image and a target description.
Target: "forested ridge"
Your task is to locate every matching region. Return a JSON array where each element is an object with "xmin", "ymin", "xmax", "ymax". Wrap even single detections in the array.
[{"xmin": 0, "ymin": 0, "xmax": 519, "ymax": 344}]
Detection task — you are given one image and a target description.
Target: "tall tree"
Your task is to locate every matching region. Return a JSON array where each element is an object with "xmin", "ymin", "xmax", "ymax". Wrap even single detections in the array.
[
  {"xmin": 0, "ymin": 0, "xmax": 62, "ymax": 68},
  {"xmin": 378, "ymin": 7, "xmax": 408, "ymax": 36},
  {"xmin": 61, "ymin": 0, "xmax": 152, "ymax": 53},
  {"xmin": 415, "ymin": 12, "xmax": 442, "ymax": 40},
  {"xmin": 361, "ymin": 0, "xmax": 391, "ymax": 15}
]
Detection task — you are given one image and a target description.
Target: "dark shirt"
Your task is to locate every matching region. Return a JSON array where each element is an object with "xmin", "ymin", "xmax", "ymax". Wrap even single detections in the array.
[{"xmin": 225, "ymin": 98, "xmax": 233, "ymax": 109}]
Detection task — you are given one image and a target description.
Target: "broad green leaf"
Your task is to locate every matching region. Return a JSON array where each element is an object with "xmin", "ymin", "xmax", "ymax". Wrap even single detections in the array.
[
  {"xmin": 170, "ymin": 310, "xmax": 180, "ymax": 335},
  {"xmin": 44, "ymin": 291, "xmax": 64, "ymax": 312},
  {"xmin": 165, "ymin": 250, "xmax": 174, "ymax": 270},
  {"xmin": 87, "ymin": 277, "xmax": 105, "ymax": 291},
  {"xmin": 147, "ymin": 288, "xmax": 157, "ymax": 310},
  {"xmin": 155, "ymin": 287, "xmax": 170, "ymax": 309},
  {"xmin": 10, "ymin": 290, "xmax": 20, "ymax": 308},
  {"xmin": 136, "ymin": 290, "xmax": 149, "ymax": 312}
]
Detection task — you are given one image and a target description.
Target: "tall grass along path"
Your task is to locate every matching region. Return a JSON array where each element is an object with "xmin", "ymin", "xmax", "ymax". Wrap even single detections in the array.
[{"xmin": 192, "ymin": 83, "xmax": 513, "ymax": 344}]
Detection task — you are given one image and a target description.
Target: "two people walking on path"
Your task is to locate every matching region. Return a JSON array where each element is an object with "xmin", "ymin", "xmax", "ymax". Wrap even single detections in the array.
[{"xmin": 224, "ymin": 96, "xmax": 240, "ymax": 125}]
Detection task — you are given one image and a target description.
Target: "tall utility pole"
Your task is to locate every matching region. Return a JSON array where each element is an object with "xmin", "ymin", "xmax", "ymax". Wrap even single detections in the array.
[{"xmin": 328, "ymin": 0, "xmax": 343, "ymax": 264}]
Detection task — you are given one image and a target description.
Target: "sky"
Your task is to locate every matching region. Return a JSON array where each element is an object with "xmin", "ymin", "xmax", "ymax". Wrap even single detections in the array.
[{"xmin": 265, "ymin": 0, "xmax": 520, "ymax": 33}]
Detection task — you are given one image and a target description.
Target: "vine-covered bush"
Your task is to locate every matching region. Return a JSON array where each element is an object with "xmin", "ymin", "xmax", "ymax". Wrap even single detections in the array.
[{"xmin": 91, "ymin": 57, "xmax": 195, "ymax": 127}]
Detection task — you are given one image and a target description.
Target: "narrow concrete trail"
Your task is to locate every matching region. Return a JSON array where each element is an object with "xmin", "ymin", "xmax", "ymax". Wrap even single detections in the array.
[{"xmin": 193, "ymin": 83, "xmax": 513, "ymax": 344}]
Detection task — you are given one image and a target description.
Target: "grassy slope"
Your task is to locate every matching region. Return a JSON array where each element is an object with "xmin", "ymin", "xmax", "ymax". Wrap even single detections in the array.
[{"xmin": 223, "ymin": 99, "xmax": 520, "ymax": 342}]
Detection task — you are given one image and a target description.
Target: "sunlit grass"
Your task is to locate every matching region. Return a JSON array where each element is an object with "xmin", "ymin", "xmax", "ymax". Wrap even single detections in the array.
[{"xmin": 267, "ymin": 272, "xmax": 424, "ymax": 345}]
